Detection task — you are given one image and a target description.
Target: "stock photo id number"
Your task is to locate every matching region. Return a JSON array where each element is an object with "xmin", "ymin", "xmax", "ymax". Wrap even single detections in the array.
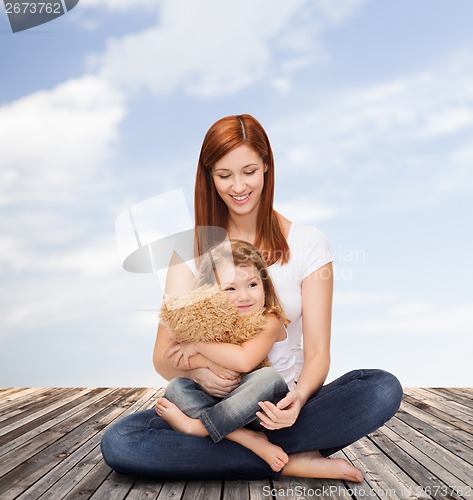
[{"xmin": 3, "ymin": 0, "xmax": 79, "ymax": 32}]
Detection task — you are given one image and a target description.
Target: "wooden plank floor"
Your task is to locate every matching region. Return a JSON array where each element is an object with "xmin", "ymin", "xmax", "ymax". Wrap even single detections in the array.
[{"xmin": 0, "ymin": 387, "xmax": 471, "ymax": 499}]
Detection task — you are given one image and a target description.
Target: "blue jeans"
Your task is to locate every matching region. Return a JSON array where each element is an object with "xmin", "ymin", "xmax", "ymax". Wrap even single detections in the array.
[
  {"xmin": 101, "ymin": 369, "xmax": 402, "ymax": 481},
  {"xmin": 164, "ymin": 367, "xmax": 288, "ymax": 442}
]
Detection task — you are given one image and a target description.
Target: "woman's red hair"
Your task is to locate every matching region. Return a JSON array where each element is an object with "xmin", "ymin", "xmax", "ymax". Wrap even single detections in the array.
[{"xmin": 194, "ymin": 114, "xmax": 289, "ymax": 266}]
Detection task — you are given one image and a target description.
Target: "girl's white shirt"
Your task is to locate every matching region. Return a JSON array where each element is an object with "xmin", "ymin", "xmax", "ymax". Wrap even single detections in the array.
[{"xmin": 267, "ymin": 325, "xmax": 296, "ymax": 390}]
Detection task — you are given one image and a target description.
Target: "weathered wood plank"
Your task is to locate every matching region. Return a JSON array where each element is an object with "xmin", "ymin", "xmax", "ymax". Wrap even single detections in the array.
[
  {"xmin": 400, "ymin": 400, "xmax": 473, "ymax": 452},
  {"xmin": 423, "ymin": 388, "xmax": 473, "ymax": 410},
  {"xmin": 248, "ymin": 479, "xmax": 272, "ymax": 500},
  {"xmin": 371, "ymin": 426, "xmax": 463, "ymax": 500},
  {"xmin": 345, "ymin": 434, "xmax": 429, "ymax": 500},
  {"xmin": 0, "ymin": 388, "xmax": 471, "ymax": 500},
  {"xmin": 0, "ymin": 388, "xmax": 145, "ymax": 499},
  {"xmin": 126, "ymin": 478, "xmax": 164, "ymax": 499},
  {"xmin": 222, "ymin": 480, "xmax": 248, "ymax": 500},
  {"xmin": 0, "ymin": 388, "xmax": 56, "ymax": 417},
  {"xmin": 155, "ymin": 481, "xmax": 186, "ymax": 499},
  {"xmin": 384, "ymin": 418, "xmax": 472, "ymax": 496},
  {"xmin": 0, "ymin": 388, "xmax": 127, "ymax": 478},
  {"xmin": 395, "ymin": 406, "xmax": 473, "ymax": 464},
  {"xmin": 388, "ymin": 414, "xmax": 473, "ymax": 486},
  {"xmin": 405, "ymin": 389, "xmax": 473, "ymax": 424},
  {"xmin": 16, "ymin": 388, "xmax": 160, "ymax": 500},
  {"xmin": 0, "ymin": 388, "xmax": 116, "ymax": 458},
  {"xmin": 0, "ymin": 388, "xmax": 74, "ymax": 434},
  {"xmin": 180, "ymin": 480, "xmax": 222, "ymax": 500}
]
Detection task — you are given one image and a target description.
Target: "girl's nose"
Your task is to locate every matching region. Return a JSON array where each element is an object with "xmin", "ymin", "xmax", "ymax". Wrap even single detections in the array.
[{"xmin": 237, "ymin": 290, "xmax": 249, "ymax": 301}]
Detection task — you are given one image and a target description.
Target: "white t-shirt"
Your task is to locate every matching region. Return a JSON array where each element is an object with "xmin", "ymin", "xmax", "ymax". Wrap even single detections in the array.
[
  {"xmin": 267, "ymin": 223, "xmax": 333, "ymax": 380},
  {"xmin": 184, "ymin": 222, "xmax": 332, "ymax": 382}
]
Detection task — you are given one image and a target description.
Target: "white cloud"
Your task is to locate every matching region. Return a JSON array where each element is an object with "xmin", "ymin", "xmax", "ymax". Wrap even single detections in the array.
[
  {"xmin": 0, "ymin": 74, "xmax": 128, "ymax": 347},
  {"xmin": 269, "ymin": 50, "xmax": 473, "ymax": 210},
  {"xmin": 91, "ymin": 0, "xmax": 364, "ymax": 98},
  {"xmin": 333, "ymin": 291, "xmax": 398, "ymax": 306},
  {"xmin": 337, "ymin": 303, "xmax": 473, "ymax": 336},
  {"xmin": 0, "ymin": 75, "xmax": 125, "ymax": 205},
  {"xmin": 79, "ymin": 0, "xmax": 159, "ymax": 11},
  {"xmin": 274, "ymin": 198, "xmax": 339, "ymax": 224}
]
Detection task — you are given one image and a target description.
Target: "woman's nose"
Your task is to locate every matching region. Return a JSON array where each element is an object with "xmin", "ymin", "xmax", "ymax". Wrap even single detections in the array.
[{"xmin": 232, "ymin": 176, "xmax": 246, "ymax": 193}]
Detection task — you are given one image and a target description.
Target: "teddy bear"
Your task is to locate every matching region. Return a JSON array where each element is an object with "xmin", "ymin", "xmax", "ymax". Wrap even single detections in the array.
[{"xmin": 159, "ymin": 284, "xmax": 270, "ymax": 370}]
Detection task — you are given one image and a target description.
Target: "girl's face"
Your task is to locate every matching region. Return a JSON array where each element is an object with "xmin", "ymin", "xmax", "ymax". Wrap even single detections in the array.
[
  {"xmin": 211, "ymin": 145, "xmax": 267, "ymax": 218},
  {"xmin": 216, "ymin": 262, "xmax": 265, "ymax": 316}
]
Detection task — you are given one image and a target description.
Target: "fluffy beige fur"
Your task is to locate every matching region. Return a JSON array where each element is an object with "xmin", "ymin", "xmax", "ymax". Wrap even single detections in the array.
[{"xmin": 160, "ymin": 284, "xmax": 270, "ymax": 369}]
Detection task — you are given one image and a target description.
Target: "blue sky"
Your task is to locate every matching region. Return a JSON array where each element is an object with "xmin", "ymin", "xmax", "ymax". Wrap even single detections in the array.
[{"xmin": 1, "ymin": 0, "xmax": 472, "ymax": 388}]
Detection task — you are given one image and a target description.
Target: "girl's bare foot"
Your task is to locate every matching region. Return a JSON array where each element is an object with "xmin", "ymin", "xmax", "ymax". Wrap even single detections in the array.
[
  {"xmin": 230, "ymin": 430, "xmax": 288, "ymax": 472},
  {"xmin": 281, "ymin": 450, "xmax": 363, "ymax": 482},
  {"xmin": 155, "ymin": 397, "xmax": 208, "ymax": 437},
  {"xmin": 156, "ymin": 398, "xmax": 288, "ymax": 472}
]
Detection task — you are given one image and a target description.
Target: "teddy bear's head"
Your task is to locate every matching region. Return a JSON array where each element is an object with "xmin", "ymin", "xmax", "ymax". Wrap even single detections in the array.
[{"xmin": 159, "ymin": 284, "xmax": 270, "ymax": 368}]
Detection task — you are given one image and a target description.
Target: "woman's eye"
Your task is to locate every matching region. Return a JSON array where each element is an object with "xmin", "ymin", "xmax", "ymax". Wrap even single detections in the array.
[
  {"xmin": 218, "ymin": 174, "xmax": 231, "ymax": 180},
  {"xmin": 244, "ymin": 170, "xmax": 256, "ymax": 176}
]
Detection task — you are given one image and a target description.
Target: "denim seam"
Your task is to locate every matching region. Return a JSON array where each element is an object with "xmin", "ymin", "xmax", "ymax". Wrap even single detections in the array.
[{"xmin": 199, "ymin": 410, "xmax": 223, "ymax": 442}]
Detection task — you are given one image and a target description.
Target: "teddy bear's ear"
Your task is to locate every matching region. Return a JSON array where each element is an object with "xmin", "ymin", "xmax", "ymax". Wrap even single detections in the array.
[{"xmin": 162, "ymin": 284, "xmax": 220, "ymax": 311}]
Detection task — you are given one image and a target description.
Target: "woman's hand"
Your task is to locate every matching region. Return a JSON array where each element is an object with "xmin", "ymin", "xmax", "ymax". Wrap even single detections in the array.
[
  {"xmin": 191, "ymin": 367, "xmax": 241, "ymax": 398},
  {"xmin": 256, "ymin": 390, "xmax": 304, "ymax": 430},
  {"xmin": 207, "ymin": 361, "xmax": 241, "ymax": 381}
]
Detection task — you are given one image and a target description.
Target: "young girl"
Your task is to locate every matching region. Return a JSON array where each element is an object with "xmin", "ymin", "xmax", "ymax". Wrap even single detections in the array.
[{"xmin": 155, "ymin": 239, "xmax": 297, "ymax": 472}]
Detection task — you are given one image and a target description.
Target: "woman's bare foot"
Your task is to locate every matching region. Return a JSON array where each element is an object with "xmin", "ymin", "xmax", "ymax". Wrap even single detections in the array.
[
  {"xmin": 229, "ymin": 430, "xmax": 289, "ymax": 472},
  {"xmin": 155, "ymin": 397, "xmax": 208, "ymax": 437},
  {"xmin": 281, "ymin": 450, "xmax": 363, "ymax": 482}
]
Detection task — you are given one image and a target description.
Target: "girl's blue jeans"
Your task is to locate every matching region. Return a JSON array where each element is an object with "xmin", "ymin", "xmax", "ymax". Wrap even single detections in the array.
[
  {"xmin": 163, "ymin": 367, "xmax": 288, "ymax": 442},
  {"xmin": 100, "ymin": 369, "xmax": 402, "ymax": 481}
]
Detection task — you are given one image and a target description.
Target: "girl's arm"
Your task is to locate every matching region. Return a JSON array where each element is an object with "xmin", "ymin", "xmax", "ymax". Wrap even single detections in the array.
[
  {"xmin": 257, "ymin": 262, "xmax": 333, "ymax": 429},
  {"xmin": 168, "ymin": 314, "xmax": 284, "ymax": 373}
]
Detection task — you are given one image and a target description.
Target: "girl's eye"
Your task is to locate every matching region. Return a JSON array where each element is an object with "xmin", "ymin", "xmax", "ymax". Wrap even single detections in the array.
[
  {"xmin": 224, "ymin": 287, "xmax": 235, "ymax": 292},
  {"xmin": 249, "ymin": 282, "xmax": 258, "ymax": 288}
]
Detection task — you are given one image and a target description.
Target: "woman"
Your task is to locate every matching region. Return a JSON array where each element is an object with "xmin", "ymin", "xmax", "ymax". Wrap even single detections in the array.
[{"xmin": 101, "ymin": 114, "xmax": 403, "ymax": 481}]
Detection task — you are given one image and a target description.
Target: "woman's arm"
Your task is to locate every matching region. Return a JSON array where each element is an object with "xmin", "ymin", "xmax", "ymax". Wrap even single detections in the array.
[
  {"xmin": 168, "ymin": 315, "xmax": 283, "ymax": 373},
  {"xmin": 152, "ymin": 251, "xmax": 199, "ymax": 379},
  {"xmin": 257, "ymin": 262, "xmax": 333, "ymax": 429},
  {"xmin": 296, "ymin": 261, "xmax": 333, "ymax": 404}
]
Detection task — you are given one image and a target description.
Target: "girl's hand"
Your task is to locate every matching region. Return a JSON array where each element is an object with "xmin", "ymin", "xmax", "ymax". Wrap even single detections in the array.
[
  {"xmin": 256, "ymin": 390, "xmax": 304, "ymax": 430},
  {"xmin": 163, "ymin": 340, "xmax": 199, "ymax": 369},
  {"xmin": 191, "ymin": 367, "xmax": 241, "ymax": 398},
  {"xmin": 175, "ymin": 342, "xmax": 200, "ymax": 369},
  {"xmin": 207, "ymin": 361, "xmax": 241, "ymax": 381}
]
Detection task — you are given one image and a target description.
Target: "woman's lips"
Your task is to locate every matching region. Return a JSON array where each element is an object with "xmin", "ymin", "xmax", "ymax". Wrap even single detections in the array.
[{"xmin": 231, "ymin": 192, "xmax": 251, "ymax": 205}]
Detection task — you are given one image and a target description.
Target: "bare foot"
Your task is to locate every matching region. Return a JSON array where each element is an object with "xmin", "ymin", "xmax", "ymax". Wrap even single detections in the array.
[
  {"xmin": 282, "ymin": 450, "xmax": 363, "ymax": 482},
  {"xmin": 225, "ymin": 428, "xmax": 288, "ymax": 472},
  {"xmin": 155, "ymin": 397, "xmax": 208, "ymax": 437}
]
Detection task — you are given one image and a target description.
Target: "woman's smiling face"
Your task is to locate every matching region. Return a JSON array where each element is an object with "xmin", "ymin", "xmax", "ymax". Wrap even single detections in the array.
[{"xmin": 211, "ymin": 144, "xmax": 267, "ymax": 217}]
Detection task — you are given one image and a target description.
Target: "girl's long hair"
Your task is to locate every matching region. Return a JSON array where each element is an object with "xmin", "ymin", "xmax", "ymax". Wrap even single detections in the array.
[
  {"xmin": 194, "ymin": 114, "xmax": 289, "ymax": 266},
  {"xmin": 199, "ymin": 240, "xmax": 289, "ymax": 326}
]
